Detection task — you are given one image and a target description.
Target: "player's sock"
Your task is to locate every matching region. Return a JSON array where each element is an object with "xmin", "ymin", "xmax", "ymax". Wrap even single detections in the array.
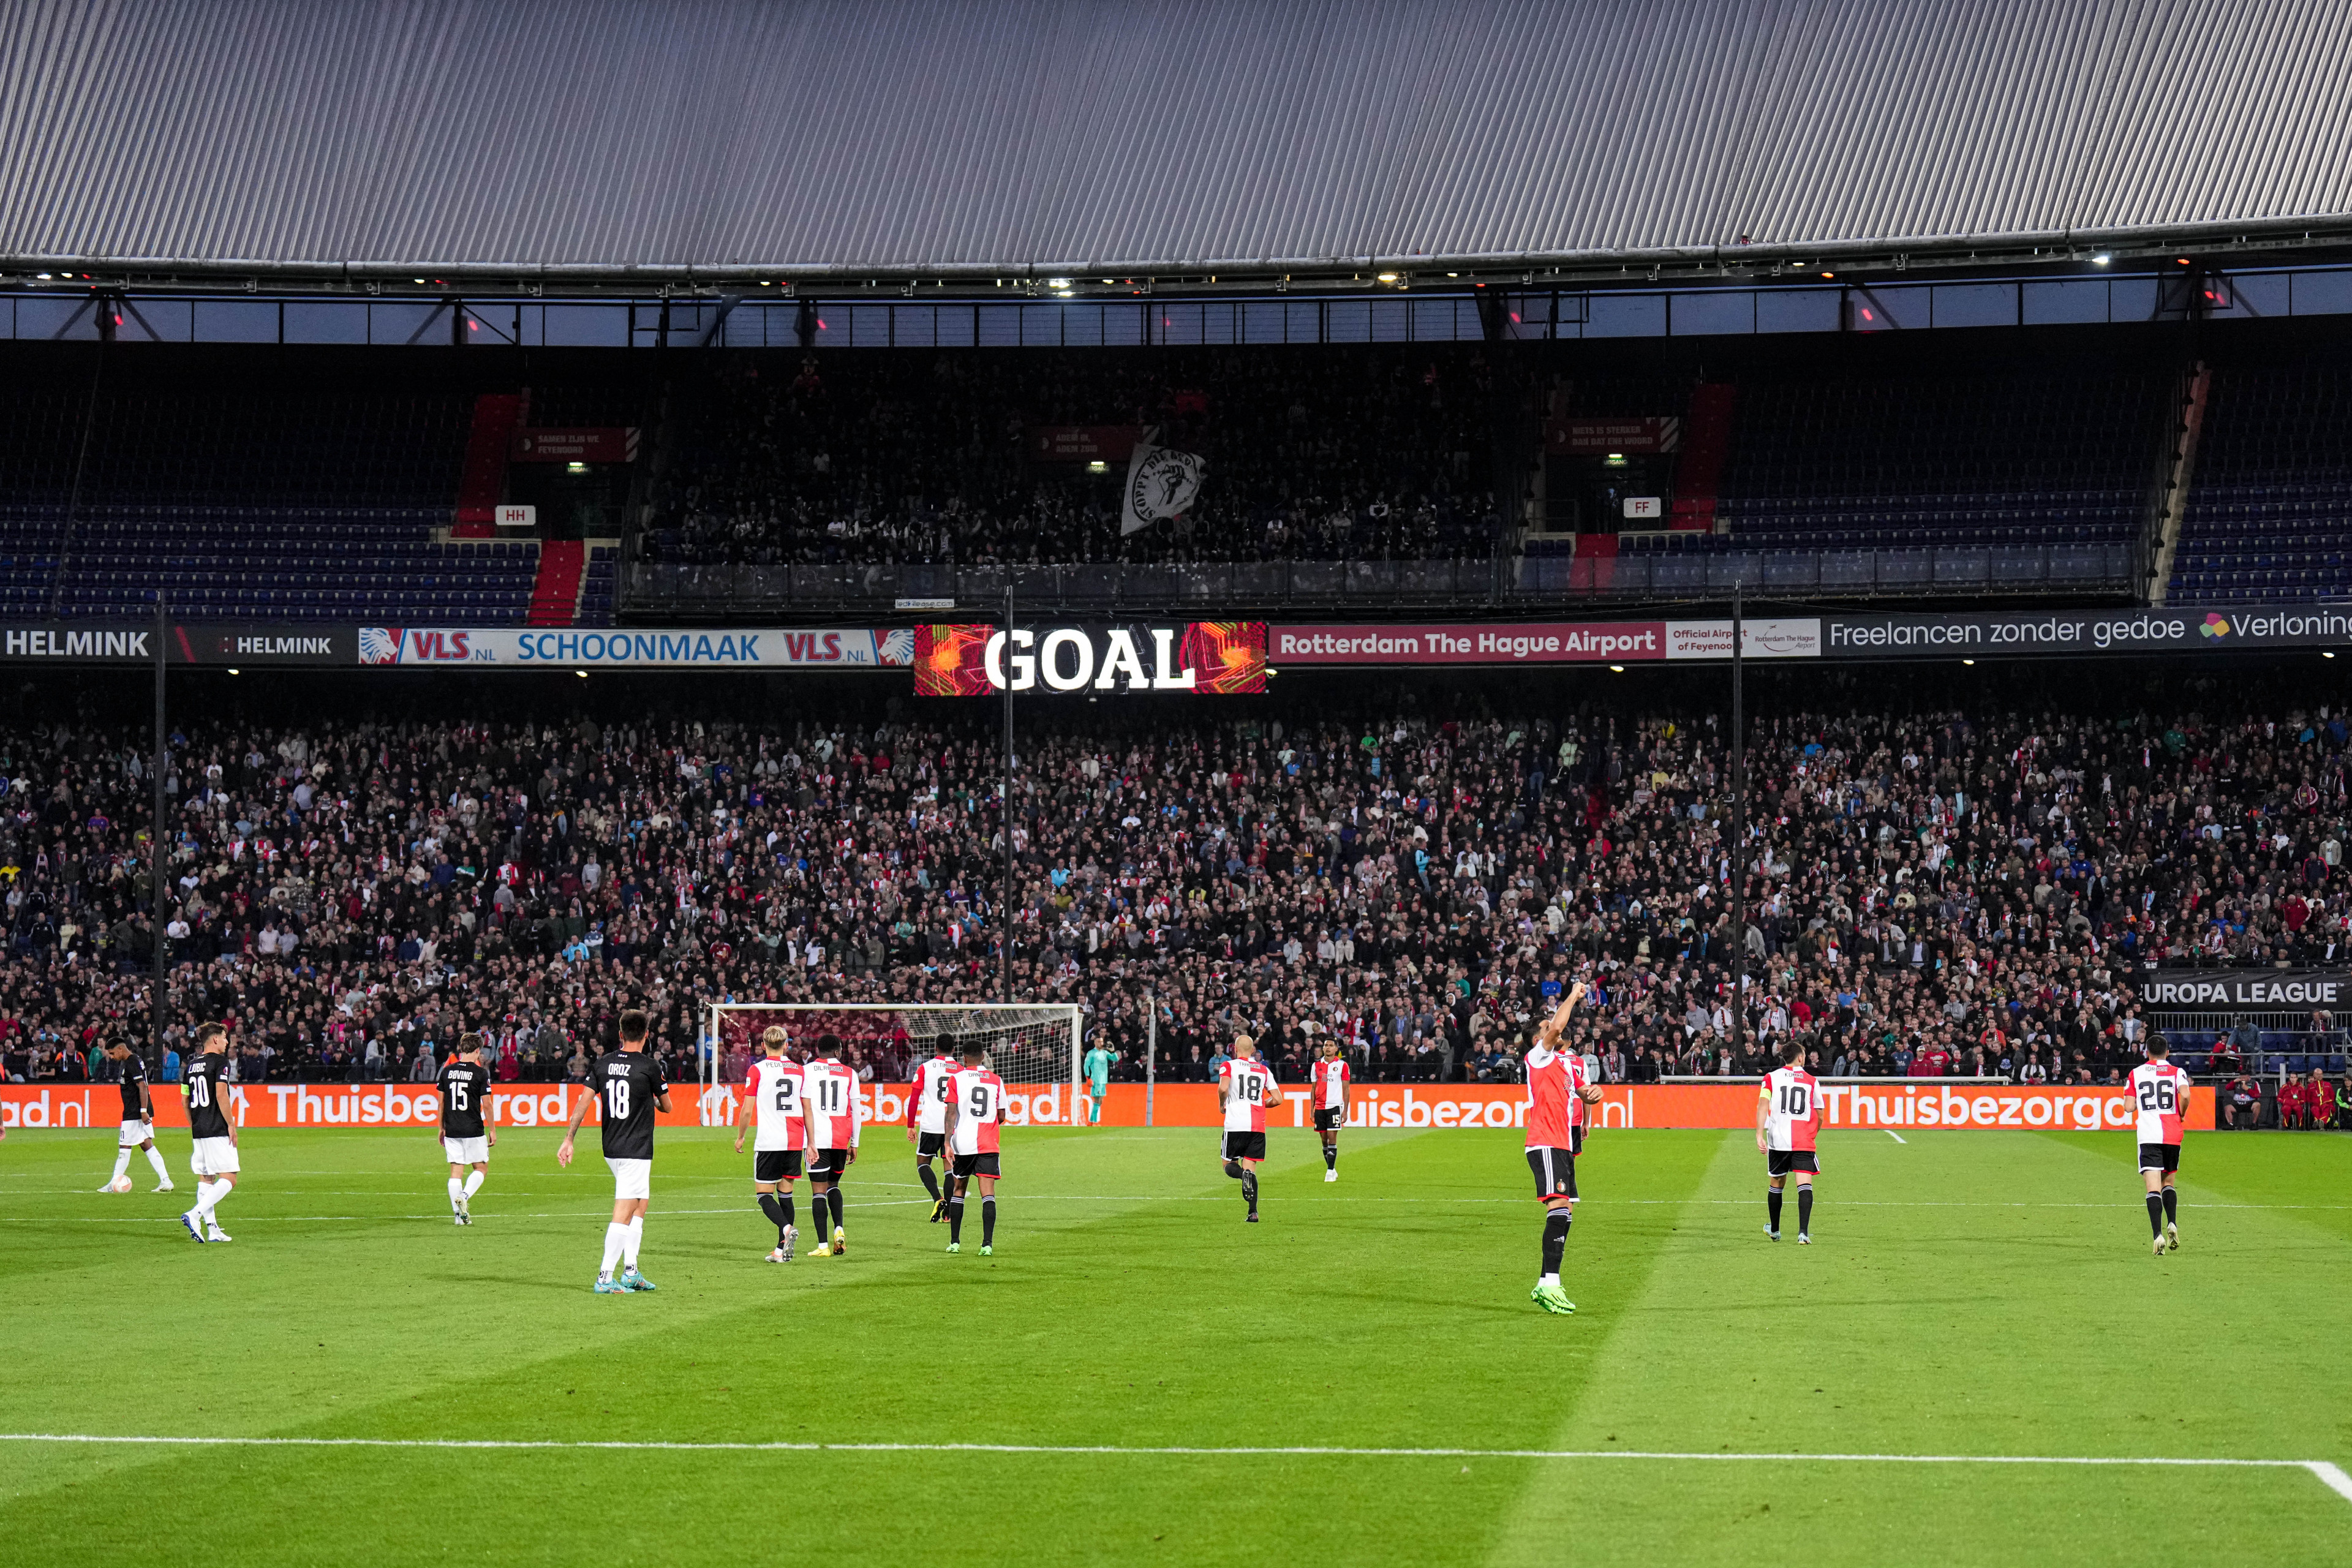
[
  {"xmin": 780, "ymin": 1193, "xmax": 795, "ymax": 1230},
  {"xmin": 2144, "ymin": 1191, "xmax": 2165, "ymax": 1238},
  {"xmin": 2162, "ymin": 1186, "xmax": 2178, "ymax": 1226},
  {"xmin": 1241, "ymin": 1170, "xmax": 1259, "ymax": 1215},
  {"xmin": 1222, "ymin": 1159, "xmax": 1243, "ymax": 1180},
  {"xmin": 144, "ymin": 1145, "xmax": 171, "ymax": 1182},
  {"xmin": 462, "ymin": 1171, "xmax": 484, "ymax": 1201},
  {"xmin": 1323, "ymin": 1142, "xmax": 1336, "ymax": 1172},
  {"xmin": 918, "ymin": 1163, "xmax": 941, "ymax": 1202},
  {"xmin": 623, "ymin": 1216, "xmax": 643, "ymax": 1268},
  {"xmin": 447, "ymin": 1176, "xmax": 466, "ymax": 1212},
  {"xmin": 982, "ymin": 1197, "xmax": 997, "ymax": 1245},
  {"xmin": 1797, "ymin": 1185, "xmax": 1814, "ymax": 1237},
  {"xmin": 193, "ymin": 1179, "xmax": 227, "ymax": 1218},
  {"xmin": 758, "ymin": 1192, "xmax": 788, "ymax": 1240},
  {"xmin": 1766, "ymin": 1187, "xmax": 1783, "ymax": 1233},
  {"xmin": 826, "ymin": 1188, "xmax": 843, "ymax": 1237},
  {"xmin": 948, "ymin": 1196, "xmax": 965, "ymax": 1242},
  {"xmin": 1541, "ymin": 1208, "xmax": 1569, "ymax": 1276},
  {"xmin": 600, "ymin": 1221, "xmax": 627, "ymax": 1277},
  {"xmin": 110, "ymin": 1147, "xmax": 134, "ymax": 1185}
]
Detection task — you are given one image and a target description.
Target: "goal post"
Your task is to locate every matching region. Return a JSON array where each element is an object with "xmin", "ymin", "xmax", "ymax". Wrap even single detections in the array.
[{"xmin": 696, "ymin": 1001, "xmax": 1084, "ymax": 1127}]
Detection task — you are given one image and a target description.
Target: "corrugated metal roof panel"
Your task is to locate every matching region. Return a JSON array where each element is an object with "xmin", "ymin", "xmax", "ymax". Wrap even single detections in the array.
[{"xmin": 1, "ymin": 0, "xmax": 2348, "ymax": 274}]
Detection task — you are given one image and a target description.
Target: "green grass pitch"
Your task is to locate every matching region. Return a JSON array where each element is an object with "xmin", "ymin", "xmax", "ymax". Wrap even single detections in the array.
[{"xmin": 2, "ymin": 1120, "xmax": 2348, "ymax": 1566}]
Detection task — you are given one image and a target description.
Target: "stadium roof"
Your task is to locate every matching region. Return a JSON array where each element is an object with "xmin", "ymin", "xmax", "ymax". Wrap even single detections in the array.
[{"xmin": 6, "ymin": 0, "xmax": 2352, "ymax": 285}]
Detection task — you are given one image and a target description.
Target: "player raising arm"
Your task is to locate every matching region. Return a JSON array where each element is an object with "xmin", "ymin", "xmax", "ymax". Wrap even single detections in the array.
[
  {"xmin": 179, "ymin": 1022, "xmax": 238, "ymax": 1243},
  {"xmin": 1083, "ymin": 1035, "xmax": 1115, "ymax": 1126},
  {"xmin": 1217, "ymin": 1035, "xmax": 1279, "ymax": 1223},
  {"xmin": 907, "ymin": 1035, "xmax": 963, "ymax": 1222},
  {"xmin": 559, "ymin": 1009, "xmax": 669, "ymax": 1293},
  {"xmin": 941, "ymin": 1041, "xmax": 1006, "ymax": 1256},
  {"xmin": 436, "ymin": 1033, "xmax": 496, "ymax": 1224},
  {"xmin": 1757, "ymin": 1039, "xmax": 1821, "ymax": 1244},
  {"xmin": 2131, "ymin": 1041, "xmax": 2193, "ymax": 1257},
  {"xmin": 734, "ymin": 1027, "xmax": 807, "ymax": 1262},
  {"xmin": 102, "ymin": 1039, "xmax": 173, "ymax": 1193},
  {"xmin": 1525, "ymin": 983, "xmax": 1600, "ymax": 1314}
]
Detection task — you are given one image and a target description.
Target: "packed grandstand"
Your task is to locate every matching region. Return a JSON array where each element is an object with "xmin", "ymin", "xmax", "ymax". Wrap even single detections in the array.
[{"xmin": 4, "ymin": 662, "xmax": 2345, "ymax": 1125}]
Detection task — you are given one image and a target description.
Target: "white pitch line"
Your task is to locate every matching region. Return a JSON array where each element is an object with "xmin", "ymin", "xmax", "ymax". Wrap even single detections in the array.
[
  {"xmin": 3, "ymin": 1195, "xmax": 2349, "ymax": 1224},
  {"xmin": 1, "ymin": 1431, "xmax": 2346, "ymax": 1498},
  {"xmin": 1887, "ymin": 1131, "xmax": 1908, "ymax": 1144}
]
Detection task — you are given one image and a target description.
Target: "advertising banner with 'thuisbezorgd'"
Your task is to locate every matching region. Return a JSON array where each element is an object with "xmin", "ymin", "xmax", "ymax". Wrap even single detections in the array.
[{"xmin": 1, "ymin": 1080, "xmax": 2211, "ymax": 1134}]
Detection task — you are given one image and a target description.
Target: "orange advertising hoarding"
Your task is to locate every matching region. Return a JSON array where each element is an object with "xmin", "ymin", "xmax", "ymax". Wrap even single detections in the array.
[{"xmin": 1, "ymin": 1080, "xmax": 2211, "ymax": 1134}]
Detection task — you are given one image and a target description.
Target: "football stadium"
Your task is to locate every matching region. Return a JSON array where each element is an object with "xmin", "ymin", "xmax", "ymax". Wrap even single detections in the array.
[{"xmin": 5, "ymin": 2, "xmax": 2352, "ymax": 1563}]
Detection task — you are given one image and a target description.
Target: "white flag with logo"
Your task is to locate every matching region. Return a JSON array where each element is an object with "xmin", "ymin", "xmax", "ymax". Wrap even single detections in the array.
[{"xmin": 1120, "ymin": 426, "xmax": 1207, "ymax": 536}]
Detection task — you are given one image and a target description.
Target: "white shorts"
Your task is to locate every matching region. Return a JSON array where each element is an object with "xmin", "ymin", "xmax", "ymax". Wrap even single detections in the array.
[
  {"xmin": 442, "ymin": 1136, "xmax": 489, "ymax": 1165},
  {"xmin": 118, "ymin": 1117, "xmax": 154, "ymax": 1147},
  {"xmin": 606, "ymin": 1157, "xmax": 652, "ymax": 1201},
  {"xmin": 190, "ymin": 1136, "xmax": 240, "ymax": 1177}
]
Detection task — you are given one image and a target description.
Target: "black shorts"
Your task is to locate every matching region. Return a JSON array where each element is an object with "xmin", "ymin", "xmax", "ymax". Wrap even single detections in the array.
[
  {"xmin": 916, "ymin": 1131, "xmax": 946, "ymax": 1158},
  {"xmin": 1767, "ymin": 1149, "xmax": 1820, "ymax": 1178},
  {"xmin": 1528, "ymin": 1145, "xmax": 1578, "ymax": 1200},
  {"xmin": 808, "ymin": 1148, "xmax": 852, "ymax": 1181},
  {"xmin": 1312, "ymin": 1107, "xmax": 1341, "ymax": 1132},
  {"xmin": 2138, "ymin": 1142, "xmax": 2181, "ymax": 1174},
  {"xmin": 1222, "ymin": 1131, "xmax": 1267, "ymax": 1163},
  {"xmin": 753, "ymin": 1148, "xmax": 803, "ymax": 1183},
  {"xmin": 952, "ymin": 1152, "xmax": 1001, "ymax": 1179}
]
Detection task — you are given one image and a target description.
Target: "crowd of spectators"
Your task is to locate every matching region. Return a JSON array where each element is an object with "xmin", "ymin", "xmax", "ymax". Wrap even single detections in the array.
[
  {"xmin": 3, "ymin": 668, "xmax": 2351, "ymax": 1097},
  {"xmin": 644, "ymin": 347, "xmax": 1502, "ymax": 567}
]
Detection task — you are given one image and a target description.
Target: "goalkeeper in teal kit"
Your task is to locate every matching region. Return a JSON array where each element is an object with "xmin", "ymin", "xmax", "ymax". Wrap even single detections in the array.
[{"xmin": 1083, "ymin": 1041, "xmax": 1116, "ymax": 1125}]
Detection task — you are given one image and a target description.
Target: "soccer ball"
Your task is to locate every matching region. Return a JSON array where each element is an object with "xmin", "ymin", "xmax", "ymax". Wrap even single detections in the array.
[{"xmin": 106, "ymin": 1175, "xmax": 134, "ymax": 1193}]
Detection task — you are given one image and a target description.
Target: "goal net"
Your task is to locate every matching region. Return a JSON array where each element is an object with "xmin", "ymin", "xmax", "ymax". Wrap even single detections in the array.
[{"xmin": 696, "ymin": 1002, "xmax": 1082, "ymax": 1125}]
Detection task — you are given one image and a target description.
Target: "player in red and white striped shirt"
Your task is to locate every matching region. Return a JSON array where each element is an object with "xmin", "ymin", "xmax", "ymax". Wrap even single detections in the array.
[
  {"xmin": 732, "ymin": 1027, "xmax": 806, "ymax": 1262},
  {"xmin": 1757, "ymin": 1039, "xmax": 1821, "ymax": 1243},
  {"xmin": 1524, "ymin": 982, "xmax": 1598, "ymax": 1314},
  {"xmin": 1218, "ymin": 1035, "xmax": 1281, "ymax": 1223},
  {"xmin": 802, "ymin": 1034, "xmax": 862, "ymax": 1258},
  {"xmin": 907, "ymin": 1038, "xmax": 965, "ymax": 1224},
  {"xmin": 2130, "ymin": 1041, "xmax": 2193, "ymax": 1257},
  {"xmin": 1310, "ymin": 1036, "xmax": 1350, "ymax": 1182},
  {"xmin": 941, "ymin": 1042, "xmax": 1005, "ymax": 1256}
]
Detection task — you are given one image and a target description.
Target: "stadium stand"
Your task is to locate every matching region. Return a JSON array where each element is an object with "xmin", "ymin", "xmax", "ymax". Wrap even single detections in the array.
[
  {"xmin": 646, "ymin": 347, "xmax": 1500, "ymax": 567},
  {"xmin": 1713, "ymin": 373, "xmax": 2162, "ymax": 552},
  {"xmin": 1, "ymin": 669, "xmax": 2344, "ymax": 1112},
  {"xmin": 2170, "ymin": 364, "xmax": 2352, "ymax": 603},
  {"xmin": 0, "ymin": 349, "xmax": 651, "ymax": 626}
]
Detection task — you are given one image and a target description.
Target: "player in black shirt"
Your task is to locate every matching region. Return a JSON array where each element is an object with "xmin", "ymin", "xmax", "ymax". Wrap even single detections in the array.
[
  {"xmin": 179, "ymin": 1022, "xmax": 239, "ymax": 1243},
  {"xmin": 102, "ymin": 1039, "xmax": 175, "ymax": 1193},
  {"xmin": 435, "ymin": 1032, "xmax": 497, "ymax": 1225},
  {"xmin": 559, "ymin": 1009, "xmax": 670, "ymax": 1292}
]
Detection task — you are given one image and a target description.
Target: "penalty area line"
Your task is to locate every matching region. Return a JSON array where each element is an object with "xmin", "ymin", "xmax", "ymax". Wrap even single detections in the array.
[
  {"xmin": 1886, "ymin": 1131, "xmax": 1907, "ymax": 1144},
  {"xmin": 1, "ymin": 1433, "xmax": 2347, "ymax": 1498}
]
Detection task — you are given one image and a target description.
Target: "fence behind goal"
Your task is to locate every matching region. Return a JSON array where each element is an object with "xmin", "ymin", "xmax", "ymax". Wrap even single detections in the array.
[{"xmin": 698, "ymin": 1003, "xmax": 1082, "ymax": 1117}]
